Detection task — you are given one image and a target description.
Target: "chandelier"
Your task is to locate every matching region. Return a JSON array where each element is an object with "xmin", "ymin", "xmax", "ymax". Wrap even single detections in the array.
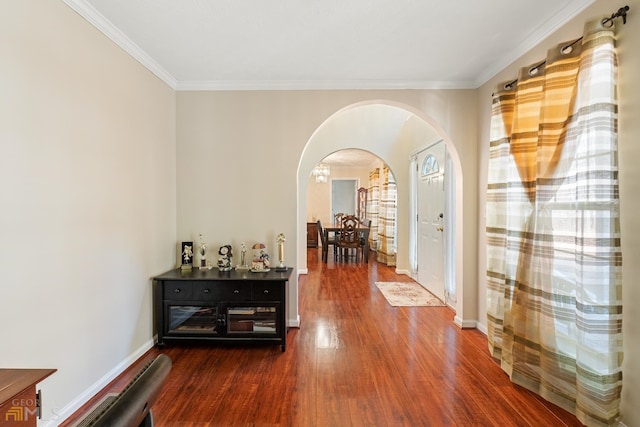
[{"xmin": 312, "ymin": 163, "xmax": 330, "ymax": 183}]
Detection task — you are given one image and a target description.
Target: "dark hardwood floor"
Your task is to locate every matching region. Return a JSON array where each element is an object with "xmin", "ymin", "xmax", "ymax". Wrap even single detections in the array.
[{"xmin": 61, "ymin": 248, "xmax": 583, "ymax": 426}]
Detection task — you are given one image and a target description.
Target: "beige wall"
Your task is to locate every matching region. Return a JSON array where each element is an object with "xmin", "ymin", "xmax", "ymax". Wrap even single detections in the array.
[
  {"xmin": 1, "ymin": 0, "xmax": 176, "ymax": 423},
  {"xmin": 307, "ymin": 165, "xmax": 373, "ymax": 226},
  {"xmin": 477, "ymin": 0, "xmax": 640, "ymax": 425},
  {"xmin": 177, "ymin": 93, "xmax": 479, "ymax": 328}
]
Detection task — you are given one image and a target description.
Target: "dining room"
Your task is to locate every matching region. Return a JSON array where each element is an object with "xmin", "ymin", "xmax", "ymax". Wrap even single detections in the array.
[{"xmin": 306, "ymin": 149, "xmax": 397, "ymax": 266}]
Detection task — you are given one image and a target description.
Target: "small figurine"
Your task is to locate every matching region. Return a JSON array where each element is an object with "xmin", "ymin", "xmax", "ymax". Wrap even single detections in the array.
[
  {"xmin": 217, "ymin": 245, "xmax": 233, "ymax": 271},
  {"xmin": 251, "ymin": 243, "xmax": 270, "ymax": 271},
  {"xmin": 261, "ymin": 250, "xmax": 270, "ymax": 267},
  {"xmin": 181, "ymin": 241, "xmax": 193, "ymax": 271},
  {"xmin": 236, "ymin": 241, "xmax": 249, "ymax": 270},
  {"xmin": 182, "ymin": 244, "xmax": 193, "ymax": 264},
  {"xmin": 198, "ymin": 233, "xmax": 207, "ymax": 269}
]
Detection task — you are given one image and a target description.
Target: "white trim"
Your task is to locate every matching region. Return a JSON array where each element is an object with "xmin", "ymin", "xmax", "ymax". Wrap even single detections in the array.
[
  {"xmin": 288, "ymin": 315, "xmax": 301, "ymax": 328},
  {"xmin": 175, "ymin": 79, "xmax": 477, "ymax": 91},
  {"xmin": 409, "ymin": 154, "xmax": 418, "ymax": 276},
  {"xmin": 454, "ymin": 316, "xmax": 477, "ymax": 329},
  {"xmin": 61, "ymin": 0, "xmax": 177, "ymax": 89},
  {"xmin": 41, "ymin": 339, "xmax": 155, "ymax": 426},
  {"xmin": 297, "ymin": 268, "xmax": 309, "ymax": 275},
  {"xmin": 476, "ymin": 322, "xmax": 488, "ymax": 336}
]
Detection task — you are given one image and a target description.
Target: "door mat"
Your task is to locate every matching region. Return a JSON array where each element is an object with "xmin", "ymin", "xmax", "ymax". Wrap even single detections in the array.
[{"xmin": 375, "ymin": 281, "xmax": 445, "ymax": 307}]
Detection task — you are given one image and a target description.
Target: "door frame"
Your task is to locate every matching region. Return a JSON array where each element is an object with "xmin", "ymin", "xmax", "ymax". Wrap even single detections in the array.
[{"xmin": 410, "ymin": 140, "xmax": 456, "ymax": 307}]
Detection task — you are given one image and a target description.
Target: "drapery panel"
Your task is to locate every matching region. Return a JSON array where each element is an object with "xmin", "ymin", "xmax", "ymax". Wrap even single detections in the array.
[
  {"xmin": 485, "ymin": 17, "xmax": 622, "ymax": 427},
  {"xmin": 368, "ymin": 169, "xmax": 380, "ymax": 251},
  {"xmin": 377, "ymin": 166, "xmax": 397, "ymax": 266}
]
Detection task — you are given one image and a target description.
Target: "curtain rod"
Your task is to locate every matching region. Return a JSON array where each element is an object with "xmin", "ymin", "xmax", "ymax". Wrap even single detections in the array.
[
  {"xmin": 603, "ymin": 5, "xmax": 630, "ymax": 25},
  {"xmin": 499, "ymin": 5, "xmax": 630, "ymax": 92}
]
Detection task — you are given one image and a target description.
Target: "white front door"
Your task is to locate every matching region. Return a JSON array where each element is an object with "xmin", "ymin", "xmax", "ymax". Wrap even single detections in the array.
[{"xmin": 417, "ymin": 142, "xmax": 445, "ymax": 300}]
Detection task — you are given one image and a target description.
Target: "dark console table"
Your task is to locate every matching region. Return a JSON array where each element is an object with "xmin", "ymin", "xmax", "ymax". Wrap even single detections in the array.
[{"xmin": 153, "ymin": 267, "xmax": 293, "ymax": 351}]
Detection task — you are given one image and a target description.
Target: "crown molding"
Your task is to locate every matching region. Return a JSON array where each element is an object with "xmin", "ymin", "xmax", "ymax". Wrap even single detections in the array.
[
  {"xmin": 175, "ymin": 79, "xmax": 477, "ymax": 91},
  {"xmin": 473, "ymin": 0, "xmax": 598, "ymax": 86},
  {"xmin": 61, "ymin": 0, "xmax": 177, "ymax": 89}
]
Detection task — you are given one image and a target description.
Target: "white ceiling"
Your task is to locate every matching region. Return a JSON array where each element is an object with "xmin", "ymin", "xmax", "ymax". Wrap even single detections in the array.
[
  {"xmin": 322, "ymin": 149, "xmax": 381, "ymax": 168},
  {"xmin": 64, "ymin": 0, "xmax": 597, "ymax": 90}
]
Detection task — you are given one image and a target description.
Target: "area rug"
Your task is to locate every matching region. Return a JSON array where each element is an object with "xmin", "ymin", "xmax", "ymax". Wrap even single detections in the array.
[{"xmin": 375, "ymin": 281, "xmax": 445, "ymax": 307}]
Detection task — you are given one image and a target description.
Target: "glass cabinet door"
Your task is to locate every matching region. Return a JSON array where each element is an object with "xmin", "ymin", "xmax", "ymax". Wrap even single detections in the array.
[
  {"xmin": 166, "ymin": 305, "xmax": 219, "ymax": 335},
  {"xmin": 227, "ymin": 306, "xmax": 278, "ymax": 335}
]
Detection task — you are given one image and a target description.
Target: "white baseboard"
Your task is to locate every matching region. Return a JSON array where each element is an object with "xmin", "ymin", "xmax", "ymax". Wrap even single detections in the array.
[
  {"xmin": 288, "ymin": 315, "xmax": 301, "ymax": 328},
  {"xmin": 454, "ymin": 316, "xmax": 477, "ymax": 329},
  {"xmin": 476, "ymin": 322, "xmax": 488, "ymax": 335},
  {"xmin": 42, "ymin": 339, "xmax": 155, "ymax": 427},
  {"xmin": 395, "ymin": 268, "xmax": 411, "ymax": 276},
  {"xmin": 297, "ymin": 268, "xmax": 308, "ymax": 275}
]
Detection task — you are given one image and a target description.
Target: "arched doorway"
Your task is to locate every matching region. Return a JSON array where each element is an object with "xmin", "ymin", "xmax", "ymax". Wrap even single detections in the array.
[
  {"xmin": 297, "ymin": 101, "xmax": 466, "ymax": 323},
  {"xmin": 307, "ymin": 149, "xmax": 398, "ymax": 265}
]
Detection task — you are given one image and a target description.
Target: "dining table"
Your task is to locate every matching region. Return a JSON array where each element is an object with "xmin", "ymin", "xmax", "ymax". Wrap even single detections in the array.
[{"xmin": 322, "ymin": 223, "xmax": 370, "ymax": 263}]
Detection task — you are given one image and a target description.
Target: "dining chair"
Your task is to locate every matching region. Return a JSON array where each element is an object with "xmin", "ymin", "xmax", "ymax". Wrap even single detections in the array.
[
  {"xmin": 317, "ymin": 220, "xmax": 337, "ymax": 262},
  {"xmin": 337, "ymin": 215, "xmax": 362, "ymax": 262},
  {"xmin": 360, "ymin": 218, "xmax": 372, "ymax": 262},
  {"xmin": 333, "ymin": 212, "xmax": 344, "ymax": 243}
]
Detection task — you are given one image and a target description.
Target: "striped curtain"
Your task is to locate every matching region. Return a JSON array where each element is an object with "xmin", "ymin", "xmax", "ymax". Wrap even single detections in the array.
[
  {"xmin": 486, "ymin": 18, "xmax": 622, "ymax": 426},
  {"xmin": 377, "ymin": 166, "xmax": 396, "ymax": 266},
  {"xmin": 367, "ymin": 169, "xmax": 380, "ymax": 251}
]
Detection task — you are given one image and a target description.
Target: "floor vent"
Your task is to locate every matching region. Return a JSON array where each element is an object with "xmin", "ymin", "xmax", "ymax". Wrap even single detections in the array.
[{"xmin": 69, "ymin": 393, "xmax": 118, "ymax": 427}]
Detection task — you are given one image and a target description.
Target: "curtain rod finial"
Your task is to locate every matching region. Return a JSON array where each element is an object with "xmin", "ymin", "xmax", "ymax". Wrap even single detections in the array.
[{"xmin": 604, "ymin": 5, "xmax": 630, "ymax": 26}]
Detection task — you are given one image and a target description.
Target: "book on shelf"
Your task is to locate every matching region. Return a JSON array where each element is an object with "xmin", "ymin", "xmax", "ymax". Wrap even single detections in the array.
[
  {"xmin": 253, "ymin": 321, "xmax": 276, "ymax": 332},
  {"xmin": 228, "ymin": 308, "xmax": 255, "ymax": 315},
  {"xmin": 175, "ymin": 324, "xmax": 215, "ymax": 332}
]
